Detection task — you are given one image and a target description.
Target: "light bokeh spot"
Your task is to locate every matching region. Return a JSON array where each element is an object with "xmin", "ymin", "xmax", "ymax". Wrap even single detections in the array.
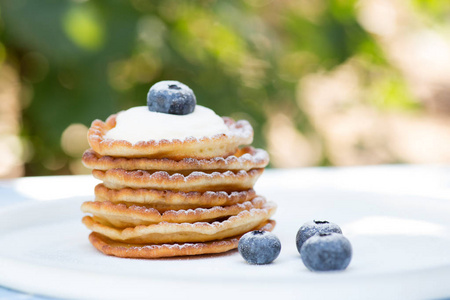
[
  {"xmin": 63, "ymin": 5, "xmax": 105, "ymax": 51},
  {"xmin": 61, "ymin": 123, "xmax": 89, "ymax": 158}
]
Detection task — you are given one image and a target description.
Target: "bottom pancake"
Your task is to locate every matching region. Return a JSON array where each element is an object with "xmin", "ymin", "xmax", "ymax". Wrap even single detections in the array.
[{"xmin": 89, "ymin": 220, "xmax": 275, "ymax": 258}]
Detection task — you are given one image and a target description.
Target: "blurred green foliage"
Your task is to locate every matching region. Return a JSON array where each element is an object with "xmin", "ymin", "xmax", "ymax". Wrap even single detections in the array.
[{"xmin": 0, "ymin": 0, "xmax": 447, "ymax": 175}]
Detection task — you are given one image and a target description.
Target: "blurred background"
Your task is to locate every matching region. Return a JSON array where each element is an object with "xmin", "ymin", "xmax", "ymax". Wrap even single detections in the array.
[{"xmin": 1, "ymin": 0, "xmax": 450, "ymax": 178}]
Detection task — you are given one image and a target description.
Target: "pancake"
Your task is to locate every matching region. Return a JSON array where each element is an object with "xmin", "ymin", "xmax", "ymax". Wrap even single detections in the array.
[
  {"xmin": 88, "ymin": 115, "xmax": 253, "ymax": 159},
  {"xmin": 92, "ymin": 169, "xmax": 264, "ymax": 192},
  {"xmin": 81, "ymin": 196, "xmax": 267, "ymax": 227},
  {"xmin": 94, "ymin": 184, "xmax": 256, "ymax": 210},
  {"xmin": 82, "ymin": 147, "xmax": 269, "ymax": 172},
  {"xmin": 82, "ymin": 201, "xmax": 276, "ymax": 244},
  {"xmin": 88, "ymin": 220, "xmax": 276, "ymax": 258}
]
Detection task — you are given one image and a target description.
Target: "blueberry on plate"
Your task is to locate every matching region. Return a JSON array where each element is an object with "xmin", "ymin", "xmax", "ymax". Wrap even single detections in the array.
[
  {"xmin": 296, "ymin": 220, "xmax": 342, "ymax": 254},
  {"xmin": 147, "ymin": 80, "xmax": 196, "ymax": 115},
  {"xmin": 238, "ymin": 230, "xmax": 281, "ymax": 265},
  {"xmin": 300, "ymin": 233, "xmax": 352, "ymax": 271}
]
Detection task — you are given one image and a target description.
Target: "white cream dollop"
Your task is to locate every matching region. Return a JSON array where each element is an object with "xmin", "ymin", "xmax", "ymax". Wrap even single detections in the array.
[{"xmin": 105, "ymin": 105, "xmax": 231, "ymax": 144}]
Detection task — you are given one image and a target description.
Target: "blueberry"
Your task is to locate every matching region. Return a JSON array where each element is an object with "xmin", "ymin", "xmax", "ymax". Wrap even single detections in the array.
[
  {"xmin": 300, "ymin": 233, "xmax": 352, "ymax": 271},
  {"xmin": 147, "ymin": 80, "xmax": 196, "ymax": 115},
  {"xmin": 238, "ymin": 230, "xmax": 281, "ymax": 265},
  {"xmin": 296, "ymin": 220, "xmax": 342, "ymax": 254}
]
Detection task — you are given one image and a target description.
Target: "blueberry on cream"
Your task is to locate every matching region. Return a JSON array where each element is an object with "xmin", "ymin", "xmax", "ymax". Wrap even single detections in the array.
[{"xmin": 147, "ymin": 80, "xmax": 196, "ymax": 115}]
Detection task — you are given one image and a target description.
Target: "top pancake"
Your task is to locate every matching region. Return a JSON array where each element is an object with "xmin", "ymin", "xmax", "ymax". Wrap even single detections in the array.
[
  {"xmin": 82, "ymin": 146, "xmax": 269, "ymax": 172},
  {"xmin": 87, "ymin": 114, "xmax": 253, "ymax": 159}
]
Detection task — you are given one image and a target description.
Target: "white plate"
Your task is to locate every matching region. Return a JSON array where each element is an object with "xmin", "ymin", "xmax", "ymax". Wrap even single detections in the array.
[{"xmin": 1, "ymin": 176, "xmax": 450, "ymax": 300}]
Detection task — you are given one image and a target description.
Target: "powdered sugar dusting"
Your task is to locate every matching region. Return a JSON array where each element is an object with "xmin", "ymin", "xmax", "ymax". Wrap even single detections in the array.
[{"xmin": 124, "ymin": 169, "xmax": 260, "ymax": 181}]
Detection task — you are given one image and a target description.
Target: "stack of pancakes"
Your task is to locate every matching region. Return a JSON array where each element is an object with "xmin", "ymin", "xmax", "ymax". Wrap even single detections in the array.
[{"xmin": 81, "ymin": 113, "xmax": 276, "ymax": 258}]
